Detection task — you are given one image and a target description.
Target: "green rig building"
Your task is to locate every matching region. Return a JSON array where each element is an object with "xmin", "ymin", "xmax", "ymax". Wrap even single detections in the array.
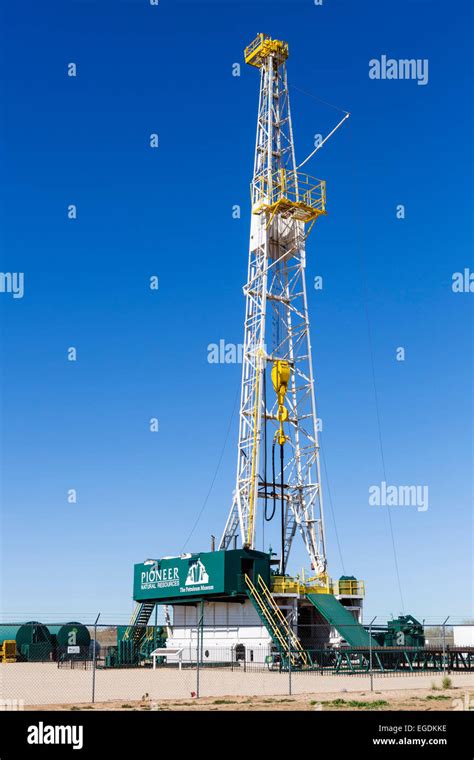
[{"xmin": 129, "ymin": 548, "xmax": 370, "ymax": 667}]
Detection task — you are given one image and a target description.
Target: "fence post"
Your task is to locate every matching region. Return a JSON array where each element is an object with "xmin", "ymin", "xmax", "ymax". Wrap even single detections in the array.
[
  {"xmin": 368, "ymin": 616, "xmax": 376, "ymax": 692},
  {"xmin": 91, "ymin": 612, "xmax": 101, "ymax": 704},
  {"xmin": 288, "ymin": 611, "xmax": 293, "ymax": 696},
  {"xmin": 196, "ymin": 600, "xmax": 203, "ymax": 699},
  {"xmin": 442, "ymin": 616, "xmax": 449, "ymax": 674}
]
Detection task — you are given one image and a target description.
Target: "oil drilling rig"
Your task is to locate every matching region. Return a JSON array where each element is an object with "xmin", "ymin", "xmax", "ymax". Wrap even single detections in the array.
[
  {"xmin": 118, "ymin": 35, "xmax": 474, "ymax": 676},
  {"xmin": 124, "ymin": 34, "xmax": 374, "ymax": 667}
]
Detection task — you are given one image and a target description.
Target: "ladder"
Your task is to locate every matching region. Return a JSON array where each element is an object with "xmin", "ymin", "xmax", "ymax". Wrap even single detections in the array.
[
  {"xmin": 123, "ymin": 602, "xmax": 156, "ymax": 643},
  {"xmin": 245, "ymin": 574, "xmax": 310, "ymax": 667}
]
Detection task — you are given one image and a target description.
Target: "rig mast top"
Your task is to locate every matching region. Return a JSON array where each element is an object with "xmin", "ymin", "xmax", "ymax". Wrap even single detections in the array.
[
  {"xmin": 244, "ymin": 33, "xmax": 289, "ymax": 68},
  {"xmin": 245, "ymin": 34, "xmax": 327, "ymax": 232}
]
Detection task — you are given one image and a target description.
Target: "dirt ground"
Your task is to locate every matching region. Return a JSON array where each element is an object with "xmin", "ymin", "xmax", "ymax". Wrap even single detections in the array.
[
  {"xmin": 4, "ymin": 663, "xmax": 472, "ymax": 710},
  {"xmin": 26, "ymin": 687, "xmax": 474, "ymax": 711}
]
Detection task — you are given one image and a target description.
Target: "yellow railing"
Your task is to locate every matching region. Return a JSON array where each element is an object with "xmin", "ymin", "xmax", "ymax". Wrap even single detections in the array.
[
  {"xmin": 244, "ymin": 34, "xmax": 289, "ymax": 68},
  {"xmin": 245, "ymin": 574, "xmax": 309, "ymax": 666},
  {"xmin": 330, "ymin": 579, "xmax": 365, "ymax": 596},
  {"xmin": 271, "ymin": 576, "xmax": 328, "ymax": 596},
  {"xmin": 251, "ymin": 169, "xmax": 326, "ymax": 221},
  {"xmin": 244, "ymin": 33, "xmax": 268, "ymax": 63},
  {"xmin": 256, "ymin": 576, "xmax": 309, "ymax": 666},
  {"xmin": 271, "ymin": 574, "xmax": 365, "ymax": 597},
  {"xmin": 245, "ymin": 575, "xmax": 297, "ymax": 665}
]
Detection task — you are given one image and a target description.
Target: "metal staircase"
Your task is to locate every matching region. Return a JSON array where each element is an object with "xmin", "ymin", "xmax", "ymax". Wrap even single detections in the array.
[
  {"xmin": 245, "ymin": 574, "xmax": 310, "ymax": 667},
  {"xmin": 123, "ymin": 602, "xmax": 156, "ymax": 643}
]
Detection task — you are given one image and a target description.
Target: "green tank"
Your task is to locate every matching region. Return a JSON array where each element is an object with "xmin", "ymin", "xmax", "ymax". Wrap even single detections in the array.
[
  {"xmin": 48, "ymin": 622, "xmax": 91, "ymax": 660},
  {"xmin": 0, "ymin": 625, "xmax": 22, "ymax": 644},
  {"xmin": 0, "ymin": 622, "xmax": 52, "ymax": 661}
]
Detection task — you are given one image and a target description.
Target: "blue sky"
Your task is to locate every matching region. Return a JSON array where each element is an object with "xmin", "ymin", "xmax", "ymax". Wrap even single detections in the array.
[{"xmin": 0, "ymin": 0, "xmax": 472, "ymax": 624}]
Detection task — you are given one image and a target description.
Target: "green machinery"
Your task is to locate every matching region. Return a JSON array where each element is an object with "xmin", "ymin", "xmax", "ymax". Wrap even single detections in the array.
[
  {"xmin": 373, "ymin": 615, "xmax": 425, "ymax": 648},
  {"xmin": 0, "ymin": 639, "xmax": 17, "ymax": 663},
  {"xmin": 105, "ymin": 626, "xmax": 167, "ymax": 668},
  {"xmin": 303, "ymin": 646, "xmax": 474, "ymax": 674}
]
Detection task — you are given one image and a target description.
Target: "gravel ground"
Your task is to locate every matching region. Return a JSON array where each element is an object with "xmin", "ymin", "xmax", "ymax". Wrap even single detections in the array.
[{"xmin": 1, "ymin": 662, "xmax": 473, "ymax": 709}]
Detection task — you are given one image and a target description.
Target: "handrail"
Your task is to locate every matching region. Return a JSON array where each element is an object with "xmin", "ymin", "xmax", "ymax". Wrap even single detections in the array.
[
  {"xmin": 257, "ymin": 577, "xmax": 309, "ymax": 665},
  {"xmin": 331, "ymin": 579, "xmax": 365, "ymax": 596},
  {"xmin": 244, "ymin": 33, "xmax": 267, "ymax": 60},
  {"xmin": 245, "ymin": 574, "xmax": 309, "ymax": 666},
  {"xmin": 123, "ymin": 602, "xmax": 155, "ymax": 642},
  {"xmin": 251, "ymin": 169, "xmax": 326, "ymax": 220},
  {"xmin": 245, "ymin": 575, "xmax": 297, "ymax": 664},
  {"xmin": 123, "ymin": 603, "xmax": 142, "ymax": 641},
  {"xmin": 270, "ymin": 574, "xmax": 365, "ymax": 597}
]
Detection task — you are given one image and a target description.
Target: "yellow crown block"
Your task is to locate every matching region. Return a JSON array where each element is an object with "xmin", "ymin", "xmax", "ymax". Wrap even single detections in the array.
[{"xmin": 245, "ymin": 33, "xmax": 289, "ymax": 68}]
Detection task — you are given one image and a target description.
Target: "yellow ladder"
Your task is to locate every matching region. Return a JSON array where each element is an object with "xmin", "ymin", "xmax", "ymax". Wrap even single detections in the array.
[{"xmin": 245, "ymin": 574, "xmax": 309, "ymax": 667}]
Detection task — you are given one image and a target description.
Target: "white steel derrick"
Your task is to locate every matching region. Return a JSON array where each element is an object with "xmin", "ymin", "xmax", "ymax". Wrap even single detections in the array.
[{"xmin": 219, "ymin": 46, "xmax": 327, "ymax": 577}]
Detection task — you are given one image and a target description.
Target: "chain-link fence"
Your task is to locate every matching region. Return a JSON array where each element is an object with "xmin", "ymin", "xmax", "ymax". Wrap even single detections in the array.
[{"xmin": 0, "ymin": 620, "xmax": 473, "ymax": 708}]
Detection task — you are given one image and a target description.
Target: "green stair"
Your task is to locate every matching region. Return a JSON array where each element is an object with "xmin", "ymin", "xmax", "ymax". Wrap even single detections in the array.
[
  {"xmin": 306, "ymin": 594, "xmax": 378, "ymax": 648},
  {"xmin": 123, "ymin": 602, "xmax": 156, "ymax": 643}
]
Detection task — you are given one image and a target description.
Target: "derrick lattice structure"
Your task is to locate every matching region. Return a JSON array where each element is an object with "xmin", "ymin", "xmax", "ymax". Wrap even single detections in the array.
[{"xmin": 220, "ymin": 34, "xmax": 328, "ymax": 577}]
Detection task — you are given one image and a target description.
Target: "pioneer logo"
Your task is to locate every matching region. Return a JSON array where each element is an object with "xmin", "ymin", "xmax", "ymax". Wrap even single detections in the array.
[{"xmin": 27, "ymin": 721, "xmax": 83, "ymax": 750}]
